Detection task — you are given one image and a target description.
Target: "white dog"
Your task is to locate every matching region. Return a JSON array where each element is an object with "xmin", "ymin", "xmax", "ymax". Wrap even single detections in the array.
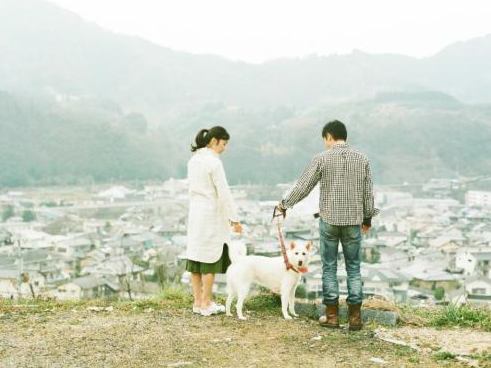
[{"xmin": 226, "ymin": 240, "xmax": 312, "ymax": 320}]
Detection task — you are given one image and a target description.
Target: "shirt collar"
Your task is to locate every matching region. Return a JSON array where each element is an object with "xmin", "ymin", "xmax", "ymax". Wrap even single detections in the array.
[
  {"xmin": 331, "ymin": 142, "xmax": 349, "ymax": 149},
  {"xmin": 199, "ymin": 147, "xmax": 220, "ymax": 157}
]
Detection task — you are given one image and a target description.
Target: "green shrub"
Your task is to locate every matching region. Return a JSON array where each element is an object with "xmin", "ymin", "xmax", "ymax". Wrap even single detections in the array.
[
  {"xmin": 434, "ymin": 351, "xmax": 456, "ymax": 361},
  {"xmin": 433, "ymin": 287, "xmax": 445, "ymax": 301},
  {"xmin": 160, "ymin": 284, "xmax": 192, "ymax": 304},
  {"xmin": 431, "ymin": 304, "xmax": 491, "ymax": 331}
]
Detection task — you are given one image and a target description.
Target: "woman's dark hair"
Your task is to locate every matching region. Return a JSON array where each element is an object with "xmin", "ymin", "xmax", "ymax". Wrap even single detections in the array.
[
  {"xmin": 322, "ymin": 120, "xmax": 347, "ymax": 141},
  {"xmin": 191, "ymin": 126, "xmax": 230, "ymax": 152}
]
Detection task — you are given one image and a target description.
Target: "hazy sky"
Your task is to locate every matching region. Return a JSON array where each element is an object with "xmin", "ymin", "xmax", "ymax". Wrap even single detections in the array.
[{"xmin": 48, "ymin": 0, "xmax": 490, "ymax": 63}]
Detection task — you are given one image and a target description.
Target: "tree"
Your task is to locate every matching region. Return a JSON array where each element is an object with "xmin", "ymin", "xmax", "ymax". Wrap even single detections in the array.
[
  {"xmin": 371, "ymin": 249, "xmax": 381, "ymax": 263},
  {"xmin": 103, "ymin": 221, "xmax": 112, "ymax": 233},
  {"xmin": 22, "ymin": 210, "xmax": 36, "ymax": 222},
  {"xmin": 434, "ymin": 287, "xmax": 445, "ymax": 301},
  {"xmin": 295, "ymin": 284, "xmax": 307, "ymax": 299},
  {"xmin": 2, "ymin": 205, "xmax": 14, "ymax": 222}
]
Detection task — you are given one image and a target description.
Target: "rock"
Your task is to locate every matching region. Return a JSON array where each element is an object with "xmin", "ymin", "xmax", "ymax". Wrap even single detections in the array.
[
  {"xmin": 369, "ymin": 357, "xmax": 388, "ymax": 365},
  {"xmin": 311, "ymin": 335, "xmax": 322, "ymax": 341},
  {"xmin": 86, "ymin": 307, "xmax": 104, "ymax": 312},
  {"xmin": 295, "ymin": 302, "xmax": 399, "ymax": 326},
  {"xmin": 86, "ymin": 306, "xmax": 113, "ymax": 312},
  {"xmin": 456, "ymin": 356, "xmax": 479, "ymax": 368},
  {"xmin": 167, "ymin": 362, "xmax": 193, "ymax": 367},
  {"xmin": 212, "ymin": 337, "xmax": 232, "ymax": 343}
]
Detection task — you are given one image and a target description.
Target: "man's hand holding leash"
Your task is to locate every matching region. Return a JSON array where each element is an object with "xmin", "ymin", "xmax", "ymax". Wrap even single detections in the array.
[
  {"xmin": 232, "ymin": 221, "xmax": 243, "ymax": 233},
  {"xmin": 275, "ymin": 205, "xmax": 286, "ymax": 220}
]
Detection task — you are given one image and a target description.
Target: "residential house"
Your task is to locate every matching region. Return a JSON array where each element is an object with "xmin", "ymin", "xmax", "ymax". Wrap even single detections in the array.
[
  {"xmin": 120, "ymin": 281, "xmax": 161, "ymax": 300},
  {"xmin": 81, "ymin": 255, "xmax": 146, "ymax": 289},
  {"xmin": 377, "ymin": 231, "xmax": 408, "ymax": 247},
  {"xmin": 0, "ymin": 269, "xmax": 45, "ymax": 299},
  {"xmin": 465, "ymin": 276, "xmax": 491, "ymax": 306},
  {"xmin": 456, "ymin": 248, "xmax": 491, "ymax": 277},
  {"xmin": 55, "ymin": 275, "xmax": 119, "ymax": 301},
  {"xmin": 0, "ymin": 250, "xmax": 69, "ymax": 285},
  {"xmin": 410, "ymin": 270, "xmax": 459, "ymax": 292}
]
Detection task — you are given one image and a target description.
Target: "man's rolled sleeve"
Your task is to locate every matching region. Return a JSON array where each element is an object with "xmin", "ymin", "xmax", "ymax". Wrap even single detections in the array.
[
  {"xmin": 280, "ymin": 155, "xmax": 322, "ymax": 210},
  {"xmin": 363, "ymin": 161, "xmax": 379, "ymax": 227}
]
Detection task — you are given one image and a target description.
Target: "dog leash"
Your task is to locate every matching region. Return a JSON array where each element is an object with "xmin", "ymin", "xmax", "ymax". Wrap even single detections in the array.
[{"xmin": 272, "ymin": 207, "xmax": 300, "ymax": 274}]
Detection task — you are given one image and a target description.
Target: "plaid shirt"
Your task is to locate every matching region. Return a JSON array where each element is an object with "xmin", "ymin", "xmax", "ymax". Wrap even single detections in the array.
[{"xmin": 280, "ymin": 142, "xmax": 379, "ymax": 226}]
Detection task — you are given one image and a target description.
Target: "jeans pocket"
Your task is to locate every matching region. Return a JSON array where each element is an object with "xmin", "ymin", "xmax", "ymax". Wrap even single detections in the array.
[{"xmin": 346, "ymin": 225, "xmax": 362, "ymax": 240}]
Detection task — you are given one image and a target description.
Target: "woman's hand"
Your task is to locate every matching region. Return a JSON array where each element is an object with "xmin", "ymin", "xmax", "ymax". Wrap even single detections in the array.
[{"xmin": 232, "ymin": 222, "xmax": 243, "ymax": 234}]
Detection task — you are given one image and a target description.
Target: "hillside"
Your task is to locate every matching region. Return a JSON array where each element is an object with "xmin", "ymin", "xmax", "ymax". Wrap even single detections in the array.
[
  {"xmin": 0, "ymin": 92, "xmax": 177, "ymax": 187},
  {"xmin": 4, "ymin": 294, "xmax": 491, "ymax": 367},
  {"xmin": 1, "ymin": 90, "xmax": 491, "ymax": 187},
  {"xmin": 177, "ymin": 92, "xmax": 491, "ymax": 184},
  {"xmin": 1, "ymin": 0, "xmax": 491, "ymax": 187}
]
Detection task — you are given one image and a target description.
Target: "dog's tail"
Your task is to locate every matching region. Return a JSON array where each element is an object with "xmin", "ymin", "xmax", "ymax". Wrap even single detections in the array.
[{"xmin": 228, "ymin": 239, "xmax": 247, "ymax": 263}]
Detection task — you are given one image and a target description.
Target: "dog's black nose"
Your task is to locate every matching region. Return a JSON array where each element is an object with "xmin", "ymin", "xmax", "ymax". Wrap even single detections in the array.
[{"xmin": 299, "ymin": 261, "xmax": 303, "ymax": 266}]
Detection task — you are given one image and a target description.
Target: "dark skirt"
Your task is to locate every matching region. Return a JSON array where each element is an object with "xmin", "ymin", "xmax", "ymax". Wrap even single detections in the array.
[{"xmin": 185, "ymin": 244, "xmax": 231, "ymax": 274}]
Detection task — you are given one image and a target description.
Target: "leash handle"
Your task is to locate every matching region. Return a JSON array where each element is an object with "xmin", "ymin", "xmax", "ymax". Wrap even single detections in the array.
[{"xmin": 272, "ymin": 206, "xmax": 286, "ymax": 222}]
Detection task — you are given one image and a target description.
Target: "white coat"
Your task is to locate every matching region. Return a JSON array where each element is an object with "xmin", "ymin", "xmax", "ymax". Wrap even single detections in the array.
[{"xmin": 186, "ymin": 148, "xmax": 238, "ymax": 263}]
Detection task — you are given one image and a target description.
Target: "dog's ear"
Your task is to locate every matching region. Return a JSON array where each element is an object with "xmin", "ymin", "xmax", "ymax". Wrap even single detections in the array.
[
  {"xmin": 289, "ymin": 241, "xmax": 296, "ymax": 250},
  {"xmin": 306, "ymin": 242, "xmax": 313, "ymax": 251}
]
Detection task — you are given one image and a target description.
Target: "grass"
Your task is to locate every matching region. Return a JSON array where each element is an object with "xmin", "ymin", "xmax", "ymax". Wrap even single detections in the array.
[
  {"xmin": 4, "ymin": 290, "xmax": 491, "ymax": 333},
  {"xmin": 434, "ymin": 351, "xmax": 457, "ymax": 361},
  {"xmin": 400, "ymin": 303, "xmax": 491, "ymax": 332},
  {"xmin": 0, "ymin": 292, "xmax": 475, "ymax": 368},
  {"xmin": 471, "ymin": 351, "xmax": 491, "ymax": 367},
  {"xmin": 160, "ymin": 284, "xmax": 193, "ymax": 305},
  {"xmin": 430, "ymin": 304, "xmax": 491, "ymax": 331}
]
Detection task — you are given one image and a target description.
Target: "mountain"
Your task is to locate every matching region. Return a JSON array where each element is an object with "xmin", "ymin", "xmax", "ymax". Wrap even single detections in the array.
[
  {"xmin": 2, "ymin": 0, "xmax": 491, "ymax": 119},
  {"xmin": 422, "ymin": 34, "xmax": 491, "ymax": 103},
  {"xmin": 0, "ymin": 92, "xmax": 177, "ymax": 187},
  {"xmin": 174, "ymin": 92, "xmax": 491, "ymax": 185},
  {"xmin": 1, "ymin": 0, "xmax": 491, "ymax": 187}
]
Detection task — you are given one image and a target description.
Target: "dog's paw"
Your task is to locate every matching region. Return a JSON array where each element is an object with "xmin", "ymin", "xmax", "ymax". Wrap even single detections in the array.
[
  {"xmin": 238, "ymin": 316, "xmax": 248, "ymax": 321},
  {"xmin": 226, "ymin": 312, "xmax": 233, "ymax": 317},
  {"xmin": 283, "ymin": 315, "xmax": 293, "ymax": 320},
  {"xmin": 290, "ymin": 313, "xmax": 299, "ymax": 318}
]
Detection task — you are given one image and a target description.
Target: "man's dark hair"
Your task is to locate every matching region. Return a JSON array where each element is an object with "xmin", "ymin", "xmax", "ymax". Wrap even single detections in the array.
[{"xmin": 322, "ymin": 120, "xmax": 347, "ymax": 141}]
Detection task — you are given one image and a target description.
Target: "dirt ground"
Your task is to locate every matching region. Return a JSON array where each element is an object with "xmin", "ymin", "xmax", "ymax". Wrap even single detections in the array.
[
  {"xmin": 376, "ymin": 327, "xmax": 491, "ymax": 367},
  {"xmin": 0, "ymin": 304, "xmax": 469, "ymax": 368}
]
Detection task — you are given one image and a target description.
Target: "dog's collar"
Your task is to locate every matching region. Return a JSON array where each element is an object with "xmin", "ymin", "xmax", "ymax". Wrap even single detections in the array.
[{"xmin": 290, "ymin": 266, "xmax": 308, "ymax": 274}]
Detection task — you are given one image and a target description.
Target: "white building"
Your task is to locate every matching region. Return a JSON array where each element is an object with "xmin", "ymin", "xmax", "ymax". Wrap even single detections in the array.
[
  {"xmin": 55, "ymin": 275, "xmax": 119, "ymax": 301},
  {"xmin": 0, "ymin": 269, "xmax": 45, "ymax": 299},
  {"xmin": 466, "ymin": 275, "xmax": 491, "ymax": 297},
  {"xmin": 466, "ymin": 190, "xmax": 491, "ymax": 208},
  {"xmin": 97, "ymin": 186, "xmax": 135, "ymax": 202},
  {"xmin": 456, "ymin": 247, "xmax": 491, "ymax": 276}
]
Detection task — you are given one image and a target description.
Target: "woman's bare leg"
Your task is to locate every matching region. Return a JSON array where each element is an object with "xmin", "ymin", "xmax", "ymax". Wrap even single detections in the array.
[
  {"xmin": 201, "ymin": 273, "xmax": 215, "ymax": 308},
  {"xmin": 190, "ymin": 272, "xmax": 203, "ymax": 307}
]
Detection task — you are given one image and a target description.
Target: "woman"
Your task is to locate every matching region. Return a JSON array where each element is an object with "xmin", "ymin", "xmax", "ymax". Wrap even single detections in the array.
[{"xmin": 186, "ymin": 126, "xmax": 242, "ymax": 316}]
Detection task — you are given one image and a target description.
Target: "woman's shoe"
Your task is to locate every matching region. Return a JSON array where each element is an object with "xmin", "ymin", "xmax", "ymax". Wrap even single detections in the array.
[
  {"xmin": 212, "ymin": 302, "xmax": 226, "ymax": 313},
  {"xmin": 200, "ymin": 302, "xmax": 225, "ymax": 316},
  {"xmin": 192, "ymin": 305, "xmax": 201, "ymax": 314}
]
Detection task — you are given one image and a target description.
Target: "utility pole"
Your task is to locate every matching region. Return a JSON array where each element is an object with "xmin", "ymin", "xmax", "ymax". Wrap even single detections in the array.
[{"xmin": 16, "ymin": 236, "xmax": 24, "ymax": 299}]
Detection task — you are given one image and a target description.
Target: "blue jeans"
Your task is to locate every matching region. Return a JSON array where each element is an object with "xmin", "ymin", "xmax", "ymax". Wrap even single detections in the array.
[{"xmin": 319, "ymin": 220, "xmax": 363, "ymax": 306}]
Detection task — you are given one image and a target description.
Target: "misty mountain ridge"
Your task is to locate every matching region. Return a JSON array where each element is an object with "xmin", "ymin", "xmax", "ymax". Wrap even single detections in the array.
[{"xmin": 1, "ymin": 0, "xmax": 491, "ymax": 187}]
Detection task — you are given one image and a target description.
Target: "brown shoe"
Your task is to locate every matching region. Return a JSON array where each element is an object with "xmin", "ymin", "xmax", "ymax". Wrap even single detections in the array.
[
  {"xmin": 319, "ymin": 304, "xmax": 339, "ymax": 329},
  {"xmin": 348, "ymin": 304, "xmax": 363, "ymax": 331}
]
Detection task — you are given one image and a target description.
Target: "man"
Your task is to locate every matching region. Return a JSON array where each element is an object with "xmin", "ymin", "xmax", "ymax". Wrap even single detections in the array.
[{"xmin": 277, "ymin": 120, "xmax": 379, "ymax": 331}]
